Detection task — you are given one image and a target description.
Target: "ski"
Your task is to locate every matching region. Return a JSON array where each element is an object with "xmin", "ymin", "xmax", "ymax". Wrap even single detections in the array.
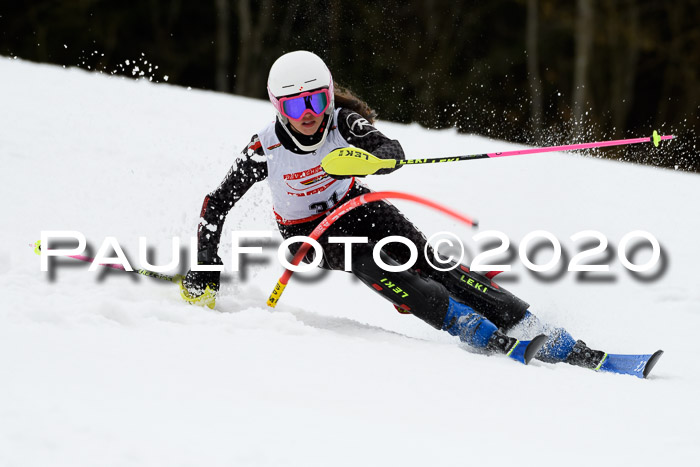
[{"xmin": 598, "ymin": 350, "xmax": 664, "ymax": 378}]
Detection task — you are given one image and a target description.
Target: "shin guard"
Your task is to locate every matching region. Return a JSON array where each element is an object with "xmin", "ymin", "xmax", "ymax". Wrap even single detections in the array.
[{"xmin": 351, "ymin": 247, "xmax": 450, "ymax": 329}]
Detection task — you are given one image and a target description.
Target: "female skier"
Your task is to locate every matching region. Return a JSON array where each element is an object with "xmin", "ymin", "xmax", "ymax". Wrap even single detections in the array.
[{"xmin": 180, "ymin": 50, "xmax": 607, "ymax": 369}]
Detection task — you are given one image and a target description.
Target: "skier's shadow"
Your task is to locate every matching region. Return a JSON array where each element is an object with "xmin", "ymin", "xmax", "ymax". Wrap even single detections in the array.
[
  {"xmin": 217, "ymin": 290, "xmax": 423, "ymax": 342},
  {"xmin": 286, "ymin": 308, "xmax": 427, "ymax": 344}
]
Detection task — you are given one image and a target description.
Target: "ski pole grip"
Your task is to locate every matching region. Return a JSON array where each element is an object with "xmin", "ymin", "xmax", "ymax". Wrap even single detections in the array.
[{"xmin": 321, "ymin": 148, "xmax": 397, "ymax": 176}]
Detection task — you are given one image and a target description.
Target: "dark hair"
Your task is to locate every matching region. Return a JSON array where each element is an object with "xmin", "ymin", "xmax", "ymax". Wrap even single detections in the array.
[{"xmin": 333, "ymin": 82, "xmax": 377, "ymax": 124}]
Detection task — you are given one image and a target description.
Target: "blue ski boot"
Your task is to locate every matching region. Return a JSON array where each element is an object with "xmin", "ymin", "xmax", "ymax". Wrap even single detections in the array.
[
  {"xmin": 442, "ymin": 298, "xmax": 546, "ymax": 365},
  {"xmin": 565, "ymin": 340, "xmax": 608, "ymax": 370}
]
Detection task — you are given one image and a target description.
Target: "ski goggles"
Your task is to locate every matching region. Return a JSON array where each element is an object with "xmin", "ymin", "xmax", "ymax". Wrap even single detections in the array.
[{"xmin": 277, "ymin": 88, "xmax": 331, "ymax": 120}]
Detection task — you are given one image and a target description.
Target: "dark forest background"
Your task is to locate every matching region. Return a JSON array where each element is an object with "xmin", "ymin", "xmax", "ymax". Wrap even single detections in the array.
[{"xmin": 2, "ymin": 1, "xmax": 698, "ymax": 171}]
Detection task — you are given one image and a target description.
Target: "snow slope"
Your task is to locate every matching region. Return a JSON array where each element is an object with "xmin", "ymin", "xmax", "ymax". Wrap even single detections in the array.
[{"xmin": 1, "ymin": 58, "xmax": 699, "ymax": 467}]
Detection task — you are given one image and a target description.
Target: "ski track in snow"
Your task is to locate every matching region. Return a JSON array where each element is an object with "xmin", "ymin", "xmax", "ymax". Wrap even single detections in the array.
[{"xmin": 1, "ymin": 58, "xmax": 699, "ymax": 466}]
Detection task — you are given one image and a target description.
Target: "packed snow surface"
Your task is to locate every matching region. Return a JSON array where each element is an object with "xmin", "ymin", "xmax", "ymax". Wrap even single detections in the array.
[{"xmin": 1, "ymin": 58, "xmax": 699, "ymax": 466}]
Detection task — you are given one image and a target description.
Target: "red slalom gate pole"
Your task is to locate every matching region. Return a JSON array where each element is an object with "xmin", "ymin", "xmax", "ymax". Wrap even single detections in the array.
[{"xmin": 266, "ymin": 191, "xmax": 477, "ymax": 308}]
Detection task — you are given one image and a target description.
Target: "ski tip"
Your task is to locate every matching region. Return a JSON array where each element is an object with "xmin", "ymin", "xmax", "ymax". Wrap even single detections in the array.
[
  {"xmin": 643, "ymin": 350, "xmax": 664, "ymax": 379},
  {"xmin": 523, "ymin": 334, "xmax": 547, "ymax": 365}
]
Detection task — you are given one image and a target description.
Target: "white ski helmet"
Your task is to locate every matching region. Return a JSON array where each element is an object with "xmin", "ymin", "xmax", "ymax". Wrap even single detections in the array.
[{"xmin": 267, "ymin": 50, "xmax": 335, "ymax": 151}]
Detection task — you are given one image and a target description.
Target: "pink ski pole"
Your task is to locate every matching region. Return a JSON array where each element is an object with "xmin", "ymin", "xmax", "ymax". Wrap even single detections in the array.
[{"xmin": 397, "ymin": 131, "xmax": 674, "ymax": 166}]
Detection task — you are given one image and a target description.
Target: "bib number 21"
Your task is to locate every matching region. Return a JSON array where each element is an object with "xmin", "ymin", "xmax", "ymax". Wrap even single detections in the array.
[{"xmin": 309, "ymin": 191, "xmax": 340, "ymax": 214}]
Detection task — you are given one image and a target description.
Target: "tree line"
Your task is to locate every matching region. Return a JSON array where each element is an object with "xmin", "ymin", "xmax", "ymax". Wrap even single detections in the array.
[{"xmin": 1, "ymin": 0, "xmax": 697, "ymax": 171}]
